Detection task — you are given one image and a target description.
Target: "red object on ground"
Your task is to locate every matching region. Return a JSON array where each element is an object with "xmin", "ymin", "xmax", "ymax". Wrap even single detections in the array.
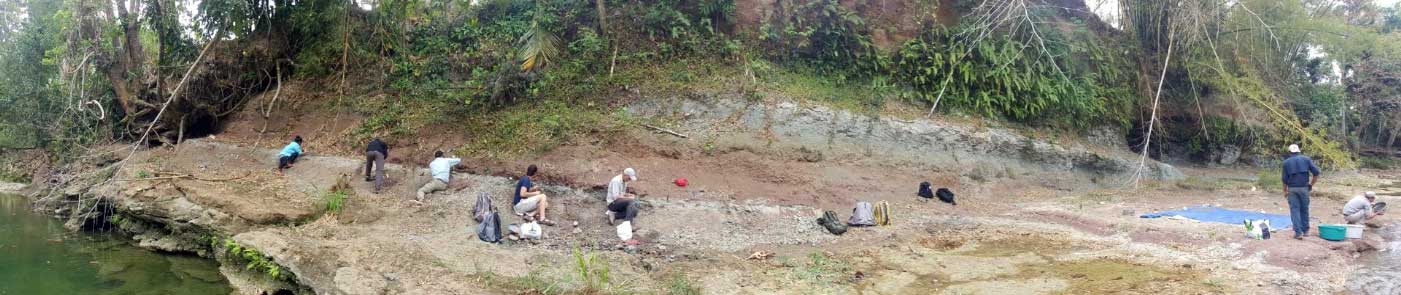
[{"xmin": 674, "ymin": 178, "xmax": 688, "ymax": 187}]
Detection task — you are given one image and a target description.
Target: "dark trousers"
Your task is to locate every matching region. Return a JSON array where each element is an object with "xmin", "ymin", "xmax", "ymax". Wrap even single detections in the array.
[
  {"xmin": 278, "ymin": 153, "xmax": 299, "ymax": 170},
  {"xmin": 608, "ymin": 199, "xmax": 640, "ymax": 222},
  {"xmin": 364, "ymin": 151, "xmax": 385, "ymax": 192},
  {"xmin": 1287, "ymin": 187, "xmax": 1311, "ymax": 236}
]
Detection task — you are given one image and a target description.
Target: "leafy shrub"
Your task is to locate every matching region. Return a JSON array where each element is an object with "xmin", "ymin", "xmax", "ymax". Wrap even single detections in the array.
[
  {"xmin": 639, "ymin": 0, "xmax": 735, "ymax": 56},
  {"xmin": 761, "ymin": 0, "xmax": 882, "ymax": 79},
  {"xmin": 213, "ymin": 238, "xmax": 293, "ymax": 282},
  {"xmin": 1360, "ymin": 156, "xmax": 1395, "ymax": 170},
  {"xmin": 890, "ymin": 28, "xmax": 1130, "ymax": 128}
]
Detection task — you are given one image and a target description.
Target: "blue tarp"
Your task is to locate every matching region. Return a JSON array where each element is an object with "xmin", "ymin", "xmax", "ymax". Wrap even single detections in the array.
[{"xmin": 1140, "ymin": 205, "xmax": 1293, "ymax": 231}]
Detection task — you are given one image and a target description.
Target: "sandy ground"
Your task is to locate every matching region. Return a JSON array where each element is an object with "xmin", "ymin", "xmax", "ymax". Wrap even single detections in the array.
[{"xmin": 103, "ymin": 134, "xmax": 1400, "ymax": 295}]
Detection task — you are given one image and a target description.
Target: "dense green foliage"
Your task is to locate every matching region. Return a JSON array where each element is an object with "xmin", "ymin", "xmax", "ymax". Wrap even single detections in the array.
[
  {"xmin": 1, "ymin": 0, "xmax": 1399, "ymax": 169},
  {"xmin": 891, "ymin": 28, "xmax": 1134, "ymax": 127}
]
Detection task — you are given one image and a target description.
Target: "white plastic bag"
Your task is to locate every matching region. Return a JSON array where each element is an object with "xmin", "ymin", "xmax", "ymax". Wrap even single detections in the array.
[
  {"xmin": 1244, "ymin": 219, "xmax": 1270, "ymax": 239},
  {"xmin": 521, "ymin": 221, "xmax": 543, "ymax": 239},
  {"xmin": 616, "ymin": 221, "xmax": 633, "ymax": 241}
]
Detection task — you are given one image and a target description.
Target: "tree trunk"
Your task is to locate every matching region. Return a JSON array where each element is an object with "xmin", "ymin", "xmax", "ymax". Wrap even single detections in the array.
[
  {"xmin": 595, "ymin": 0, "xmax": 607, "ymax": 36},
  {"xmin": 78, "ymin": 0, "xmax": 138, "ymax": 118},
  {"xmin": 1389, "ymin": 116, "xmax": 1400, "ymax": 149},
  {"xmin": 1377, "ymin": 119, "xmax": 1387, "ymax": 146},
  {"xmin": 115, "ymin": 0, "xmax": 145, "ymax": 70}
]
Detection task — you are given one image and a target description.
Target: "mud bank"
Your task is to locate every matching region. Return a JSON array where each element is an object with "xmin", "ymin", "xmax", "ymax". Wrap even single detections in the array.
[{"xmin": 626, "ymin": 97, "xmax": 1184, "ymax": 186}]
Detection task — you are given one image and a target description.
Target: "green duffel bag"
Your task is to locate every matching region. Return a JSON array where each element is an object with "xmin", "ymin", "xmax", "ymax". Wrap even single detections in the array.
[{"xmin": 816, "ymin": 210, "xmax": 848, "ymax": 235}]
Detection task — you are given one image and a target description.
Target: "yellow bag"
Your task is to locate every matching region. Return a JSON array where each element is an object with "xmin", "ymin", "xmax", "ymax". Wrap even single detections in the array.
[{"xmin": 873, "ymin": 201, "xmax": 892, "ymax": 226}]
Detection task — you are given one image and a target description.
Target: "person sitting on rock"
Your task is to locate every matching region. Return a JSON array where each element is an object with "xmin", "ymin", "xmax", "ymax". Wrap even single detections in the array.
[
  {"xmin": 1343, "ymin": 191, "xmax": 1384, "ymax": 224},
  {"xmin": 364, "ymin": 138, "xmax": 389, "ymax": 194},
  {"xmin": 606, "ymin": 168, "xmax": 640, "ymax": 227},
  {"xmin": 415, "ymin": 151, "xmax": 460, "ymax": 204},
  {"xmin": 275, "ymin": 136, "xmax": 304, "ymax": 176},
  {"xmin": 513, "ymin": 164, "xmax": 554, "ymax": 226}
]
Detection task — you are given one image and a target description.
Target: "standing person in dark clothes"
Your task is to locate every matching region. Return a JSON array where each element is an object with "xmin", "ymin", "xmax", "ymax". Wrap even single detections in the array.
[
  {"xmin": 275, "ymin": 136, "xmax": 304, "ymax": 176},
  {"xmin": 1281, "ymin": 144, "xmax": 1321, "ymax": 240},
  {"xmin": 363, "ymin": 138, "xmax": 388, "ymax": 194}
]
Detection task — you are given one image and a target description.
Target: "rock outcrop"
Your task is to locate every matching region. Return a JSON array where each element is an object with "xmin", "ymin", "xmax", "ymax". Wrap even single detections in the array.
[{"xmin": 627, "ymin": 97, "xmax": 1184, "ymax": 185}]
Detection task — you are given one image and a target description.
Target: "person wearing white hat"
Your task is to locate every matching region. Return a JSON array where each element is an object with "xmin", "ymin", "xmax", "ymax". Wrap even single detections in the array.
[
  {"xmin": 606, "ymin": 168, "xmax": 640, "ymax": 226},
  {"xmin": 1281, "ymin": 143, "xmax": 1321, "ymax": 239},
  {"xmin": 1343, "ymin": 191, "xmax": 1383, "ymax": 224}
]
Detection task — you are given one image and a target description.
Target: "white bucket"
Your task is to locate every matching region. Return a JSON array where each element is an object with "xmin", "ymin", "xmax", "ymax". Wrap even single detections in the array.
[{"xmin": 1342, "ymin": 224, "xmax": 1365, "ymax": 239}]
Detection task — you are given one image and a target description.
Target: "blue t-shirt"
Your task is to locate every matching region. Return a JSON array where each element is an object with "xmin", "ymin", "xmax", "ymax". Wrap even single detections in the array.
[
  {"xmin": 278, "ymin": 142, "xmax": 302, "ymax": 157},
  {"xmin": 1281, "ymin": 154, "xmax": 1320, "ymax": 188},
  {"xmin": 513, "ymin": 176, "xmax": 532, "ymax": 205}
]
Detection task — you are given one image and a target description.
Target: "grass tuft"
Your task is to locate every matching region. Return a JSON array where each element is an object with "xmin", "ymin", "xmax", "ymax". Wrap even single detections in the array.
[{"xmin": 666, "ymin": 274, "xmax": 701, "ymax": 295}]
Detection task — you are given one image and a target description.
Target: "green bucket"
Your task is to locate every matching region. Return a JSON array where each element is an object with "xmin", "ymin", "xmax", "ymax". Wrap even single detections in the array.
[{"xmin": 1318, "ymin": 225, "xmax": 1347, "ymax": 241}]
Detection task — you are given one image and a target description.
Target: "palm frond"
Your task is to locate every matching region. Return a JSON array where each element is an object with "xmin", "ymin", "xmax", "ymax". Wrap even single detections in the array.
[{"xmin": 518, "ymin": 20, "xmax": 560, "ymax": 72}]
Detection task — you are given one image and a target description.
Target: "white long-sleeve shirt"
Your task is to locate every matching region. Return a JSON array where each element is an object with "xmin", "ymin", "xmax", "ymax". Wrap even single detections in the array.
[{"xmin": 429, "ymin": 157, "xmax": 461, "ymax": 182}]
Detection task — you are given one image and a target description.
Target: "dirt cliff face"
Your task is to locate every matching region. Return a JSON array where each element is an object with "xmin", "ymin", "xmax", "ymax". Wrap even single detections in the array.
[{"xmin": 734, "ymin": 0, "xmax": 945, "ymax": 49}]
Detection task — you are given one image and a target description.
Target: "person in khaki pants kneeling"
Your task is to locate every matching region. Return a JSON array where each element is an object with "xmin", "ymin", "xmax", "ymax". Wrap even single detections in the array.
[{"xmin": 416, "ymin": 151, "xmax": 460, "ymax": 204}]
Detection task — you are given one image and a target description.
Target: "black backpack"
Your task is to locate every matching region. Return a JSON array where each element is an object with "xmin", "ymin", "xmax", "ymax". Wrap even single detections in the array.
[
  {"xmin": 918, "ymin": 182, "xmax": 935, "ymax": 200},
  {"xmin": 478, "ymin": 210, "xmax": 502, "ymax": 243},
  {"xmin": 936, "ymin": 188, "xmax": 956, "ymax": 205},
  {"xmin": 816, "ymin": 210, "xmax": 848, "ymax": 235}
]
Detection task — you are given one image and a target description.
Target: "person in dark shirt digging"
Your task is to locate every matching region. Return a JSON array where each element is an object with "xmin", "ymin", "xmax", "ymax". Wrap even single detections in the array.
[{"xmin": 363, "ymin": 138, "xmax": 388, "ymax": 194}]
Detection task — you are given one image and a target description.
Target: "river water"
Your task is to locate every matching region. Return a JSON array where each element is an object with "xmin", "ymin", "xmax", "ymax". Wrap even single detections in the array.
[
  {"xmin": 0, "ymin": 194, "xmax": 232, "ymax": 295},
  {"xmin": 1347, "ymin": 223, "xmax": 1401, "ymax": 294}
]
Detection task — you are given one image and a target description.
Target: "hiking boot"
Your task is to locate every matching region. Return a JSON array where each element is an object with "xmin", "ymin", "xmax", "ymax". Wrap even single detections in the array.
[{"xmin": 606, "ymin": 211, "xmax": 615, "ymax": 226}]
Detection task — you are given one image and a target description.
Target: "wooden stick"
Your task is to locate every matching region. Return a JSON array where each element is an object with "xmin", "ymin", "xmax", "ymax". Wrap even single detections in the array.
[
  {"xmin": 608, "ymin": 47, "xmax": 618, "ymax": 78},
  {"xmin": 117, "ymin": 171, "xmax": 250, "ymax": 182},
  {"xmin": 642, "ymin": 124, "xmax": 687, "ymax": 138},
  {"xmin": 116, "ymin": 175, "xmax": 191, "ymax": 181}
]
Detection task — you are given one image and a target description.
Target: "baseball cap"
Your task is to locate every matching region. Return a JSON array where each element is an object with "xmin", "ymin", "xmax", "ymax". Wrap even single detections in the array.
[
  {"xmin": 624, "ymin": 168, "xmax": 637, "ymax": 181},
  {"xmin": 1287, "ymin": 144, "xmax": 1300, "ymax": 153}
]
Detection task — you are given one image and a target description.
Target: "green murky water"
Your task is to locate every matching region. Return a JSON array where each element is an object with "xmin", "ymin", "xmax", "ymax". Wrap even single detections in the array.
[{"xmin": 0, "ymin": 194, "xmax": 233, "ymax": 295}]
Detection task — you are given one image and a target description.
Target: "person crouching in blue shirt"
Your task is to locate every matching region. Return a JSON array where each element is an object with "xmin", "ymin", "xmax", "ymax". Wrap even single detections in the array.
[
  {"xmin": 1281, "ymin": 144, "xmax": 1321, "ymax": 240},
  {"xmin": 276, "ymin": 136, "xmax": 304, "ymax": 176}
]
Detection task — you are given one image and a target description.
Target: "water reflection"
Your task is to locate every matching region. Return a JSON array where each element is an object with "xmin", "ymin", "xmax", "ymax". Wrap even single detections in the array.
[{"xmin": 0, "ymin": 194, "xmax": 232, "ymax": 295}]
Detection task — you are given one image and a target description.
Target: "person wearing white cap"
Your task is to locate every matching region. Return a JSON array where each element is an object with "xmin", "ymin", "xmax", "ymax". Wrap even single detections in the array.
[
  {"xmin": 606, "ymin": 168, "xmax": 640, "ymax": 226},
  {"xmin": 1343, "ymin": 191, "xmax": 1383, "ymax": 224},
  {"xmin": 1281, "ymin": 143, "xmax": 1321, "ymax": 239}
]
